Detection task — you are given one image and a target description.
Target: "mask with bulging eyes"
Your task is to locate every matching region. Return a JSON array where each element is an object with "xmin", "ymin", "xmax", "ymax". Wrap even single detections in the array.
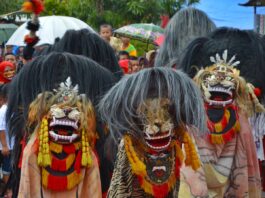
[
  {"xmin": 138, "ymin": 98, "xmax": 174, "ymax": 151},
  {"xmin": 199, "ymin": 65, "xmax": 239, "ymax": 107},
  {"xmin": 49, "ymin": 105, "xmax": 81, "ymax": 144}
]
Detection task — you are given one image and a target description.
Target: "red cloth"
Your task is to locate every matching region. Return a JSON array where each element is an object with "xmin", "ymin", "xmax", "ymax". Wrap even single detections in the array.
[{"xmin": 119, "ymin": 59, "xmax": 129, "ymax": 74}]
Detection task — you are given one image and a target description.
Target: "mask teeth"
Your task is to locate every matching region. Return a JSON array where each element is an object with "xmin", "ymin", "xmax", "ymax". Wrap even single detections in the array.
[
  {"xmin": 144, "ymin": 130, "xmax": 171, "ymax": 140},
  {"xmin": 208, "ymin": 99, "xmax": 233, "ymax": 106},
  {"xmin": 49, "ymin": 131, "xmax": 79, "ymax": 142},
  {"xmin": 49, "ymin": 118, "xmax": 78, "ymax": 130},
  {"xmin": 145, "ymin": 137, "xmax": 171, "ymax": 151}
]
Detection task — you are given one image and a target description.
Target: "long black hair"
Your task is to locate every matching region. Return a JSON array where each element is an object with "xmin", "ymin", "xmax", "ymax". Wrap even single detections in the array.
[
  {"xmin": 7, "ymin": 52, "xmax": 117, "ymax": 196},
  {"xmin": 155, "ymin": 7, "xmax": 216, "ymax": 68},
  {"xmin": 179, "ymin": 27, "xmax": 265, "ymax": 95},
  {"xmin": 37, "ymin": 29, "xmax": 123, "ymax": 79}
]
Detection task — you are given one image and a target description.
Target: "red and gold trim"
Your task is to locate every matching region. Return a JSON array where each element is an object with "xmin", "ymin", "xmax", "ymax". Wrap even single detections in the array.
[
  {"xmin": 50, "ymin": 153, "xmax": 75, "ymax": 172},
  {"xmin": 206, "ymin": 104, "xmax": 241, "ymax": 144},
  {"xmin": 42, "ymin": 168, "xmax": 83, "ymax": 191},
  {"xmin": 124, "ymin": 134, "xmax": 187, "ymax": 198}
]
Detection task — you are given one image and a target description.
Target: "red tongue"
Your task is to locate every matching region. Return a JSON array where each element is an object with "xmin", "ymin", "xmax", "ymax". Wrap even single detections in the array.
[
  {"xmin": 213, "ymin": 96, "xmax": 223, "ymax": 101},
  {"xmin": 146, "ymin": 137, "xmax": 170, "ymax": 147},
  {"xmin": 57, "ymin": 129, "xmax": 70, "ymax": 136}
]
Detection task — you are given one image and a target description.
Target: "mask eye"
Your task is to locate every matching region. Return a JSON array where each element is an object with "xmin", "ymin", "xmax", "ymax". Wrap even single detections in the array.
[
  {"xmin": 68, "ymin": 109, "xmax": 80, "ymax": 121},
  {"xmin": 161, "ymin": 121, "xmax": 174, "ymax": 132},
  {"xmin": 51, "ymin": 107, "xmax": 65, "ymax": 118}
]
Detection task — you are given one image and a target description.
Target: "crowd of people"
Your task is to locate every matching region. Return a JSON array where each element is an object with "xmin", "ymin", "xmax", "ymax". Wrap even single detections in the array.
[
  {"xmin": 0, "ymin": 4, "xmax": 264, "ymax": 198},
  {"xmin": 99, "ymin": 24, "xmax": 157, "ymax": 74}
]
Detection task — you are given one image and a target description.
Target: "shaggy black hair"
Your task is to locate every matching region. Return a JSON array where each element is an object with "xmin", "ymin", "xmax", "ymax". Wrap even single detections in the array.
[
  {"xmin": 37, "ymin": 29, "xmax": 123, "ymax": 79},
  {"xmin": 179, "ymin": 27, "xmax": 265, "ymax": 99},
  {"xmin": 7, "ymin": 52, "xmax": 117, "ymax": 196}
]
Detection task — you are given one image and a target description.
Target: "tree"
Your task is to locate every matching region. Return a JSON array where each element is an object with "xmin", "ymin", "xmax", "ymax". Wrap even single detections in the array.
[
  {"xmin": 42, "ymin": 0, "xmax": 200, "ymax": 29},
  {"xmin": 161, "ymin": 0, "xmax": 200, "ymax": 17},
  {"xmin": 0, "ymin": 0, "xmax": 24, "ymax": 21}
]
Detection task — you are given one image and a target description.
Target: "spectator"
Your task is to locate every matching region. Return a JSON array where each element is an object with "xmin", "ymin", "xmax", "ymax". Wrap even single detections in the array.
[
  {"xmin": 99, "ymin": 24, "xmax": 122, "ymax": 52},
  {"xmin": 118, "ymin": 50, "xmax": 129, "ymax": 60},
  {"xmin": 0, "ymin": 61, "xmax": 15, "ymax": 84},
  {"xmin": 138, "ymin": 56, "xmax": 149, "ymax": 69},
  {"xmin": 146, "ymin": 50, "xmax": 157, "ymax": 67},
  {"xmin": 118, "ymin": 59, "xmax": 129, "ymax": 74},
  {"xmin": 99, "ymin": 24, "xmax": 113, "ymax": 43},
  {"xmin": 121, "ymin": 37, "xmax": 137, "ymax": 57},
  {"xmin": 0, "ymin": 84, "xmax": 13, "ymax": 197},
  {"xmin": 4, "ymin": 53, "xmax": 17, "ymax": 67},
  {"xmin": 129, "ymin": 56, "xmax": 141, "ymax": 73}
]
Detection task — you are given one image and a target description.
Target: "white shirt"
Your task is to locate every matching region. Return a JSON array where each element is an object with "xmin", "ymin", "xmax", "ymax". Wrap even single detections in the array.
[{"xmin": 0, "ymin": 104, "xmax": 14, "ymax": 150}]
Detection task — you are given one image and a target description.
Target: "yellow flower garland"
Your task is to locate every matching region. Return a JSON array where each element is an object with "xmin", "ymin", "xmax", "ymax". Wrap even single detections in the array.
[
  {"xmin": 38, "ymin": 118, "xmax": 92, "ymax": 168},
  {"xmin": 183, "ymin": 132, "xmax": 200, "ymax": 170},
  {"xmin": 38, "ymin": 117, "xmax": 51, "ymax": 167},
  {"xmin": 124, "ymin": 135, "xmax": 184, "ymax": 197},
  {"xmin": 81, "ymin": 129, "xmax": 92, "ymax": 167}
]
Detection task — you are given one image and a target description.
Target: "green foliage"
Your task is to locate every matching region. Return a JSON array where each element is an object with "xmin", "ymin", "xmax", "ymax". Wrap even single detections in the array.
[
  {"xmin": 131, "ymin": 39, "xmax": 156, "ymax": 56},
  {"xmin": 161, "ymin": 0, "xmax": 200, "ymax": 17},
  {"xmin": 0, "ymin": 0, "xmax": 22, "ymax": 14},
  {"xmin": 0, "ymin": 0, "xmax": 24, "ymax": 21},
  {"xmin": 1, "ymin": 0, "xmax": 200, "ymax": 28},
  {"xmin": 43, "ymin": 0, "xmax": 70, "ymax": 16},
  {"xmin": 41, "ymin": 0, "xmax": 199, "ymax": 30},
  {"xmin": 0, "ymin": 0, "xmax": 199, "ymax": 55}
]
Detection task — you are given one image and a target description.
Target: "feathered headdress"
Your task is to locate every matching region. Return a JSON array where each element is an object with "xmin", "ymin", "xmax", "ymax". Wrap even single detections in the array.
[{"xmin": 194, "ymin": 50, "xmax": 265, "ymax": 115}]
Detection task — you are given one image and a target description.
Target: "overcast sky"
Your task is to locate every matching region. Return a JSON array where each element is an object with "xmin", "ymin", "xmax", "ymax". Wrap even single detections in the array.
[{"xmin": 195, "ymin": 0, "xmax": 265, "ymax": 30}]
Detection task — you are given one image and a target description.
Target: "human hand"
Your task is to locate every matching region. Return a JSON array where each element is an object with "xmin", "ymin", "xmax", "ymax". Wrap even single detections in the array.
[{"xmin": 1, "ymin": 146, "xmax": 10, "ymax": 156}]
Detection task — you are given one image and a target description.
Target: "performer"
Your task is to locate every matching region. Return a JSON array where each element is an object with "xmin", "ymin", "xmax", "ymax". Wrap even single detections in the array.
[
  {"xmin": 7, "ymin": 53, "xmax": 116, "ymax": 197},
  {"xmin": 99, "ymin": 67, "xmax": 209, "ymax": 197},
  {"xmin": 193, "ymin": 50, "xmax": 263, "ymax": 197},
  {"xmin": 18, "ymin": 77, "xmax": 101, "ymax": 197},
  {"xmin": 180, "ymin": 27, "xmax": 265, "ymax": 193},
  {"xmin": 155, "ymin": 7, "xmax": 216, "ymax": 68}
]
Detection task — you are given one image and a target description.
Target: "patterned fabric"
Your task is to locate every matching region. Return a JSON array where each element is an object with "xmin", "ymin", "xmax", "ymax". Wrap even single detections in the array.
[
  {"xmin": 108, "ymin": 139, "xmax": 209, "ymax": 198},
  {"xmin": 123, "ymin": 44, "xmax": 137, "ymax": 57},
  {"xmin": 195, "ymin": 110, "xmax": 261, "ymax": 198},
  {"xmin": 18, "ymin": 132, "xmax": 102, "ymax": 198}
]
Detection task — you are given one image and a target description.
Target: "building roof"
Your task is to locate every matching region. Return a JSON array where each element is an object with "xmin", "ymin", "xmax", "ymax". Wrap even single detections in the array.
[{"xmin": 239, "ymin": 0, "xmax": 265, "ymax": 6}]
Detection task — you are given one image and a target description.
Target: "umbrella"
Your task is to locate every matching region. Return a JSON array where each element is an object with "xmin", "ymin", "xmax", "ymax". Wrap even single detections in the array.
[
  {"xmin": 114, "ymin": 23, "xmax": 164, "ymax": 45},
  {"xmin": 0, "ymin": 24, "xmax": 18, "ymax": 43},
  {"xmin": 6, "ymin": 16, "xmax": 95, "ymax": 46},
  {"xmin": 154, "ymin": 35, "xmax": 165, "ymax": 46}
]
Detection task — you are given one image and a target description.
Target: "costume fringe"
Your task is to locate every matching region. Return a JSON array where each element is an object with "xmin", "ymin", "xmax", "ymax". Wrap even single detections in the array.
[
  {"xmin": 38, "ymin": 117, "xmax": 51, "ymax": 167},
  {"xmin": 183, "ymin": 132, "xmax": 200, "ymax": 170}
]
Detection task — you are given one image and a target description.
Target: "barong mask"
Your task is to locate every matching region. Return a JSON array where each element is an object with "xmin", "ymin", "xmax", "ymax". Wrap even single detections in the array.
[
  {"xmin": 48, "ymin": 79, "xmax": 80, "ymax": 144},
  {"xmin": 195, "ymin": 50, "xmax": 240, "ymax": 107},
  {"xmin": 27, "ymin": 77, "xmax": 96, "ymax": 191},
  {"xmin": 138, "ymin": 98, "xmax": 174, "ymax": 151},
  {"xmin": 194, "ymin": 50, "xmax": 265, "ymax": 144},
  {"xmin": 100, "ymin": 68, "xmax": 205, "ymax": 197}
]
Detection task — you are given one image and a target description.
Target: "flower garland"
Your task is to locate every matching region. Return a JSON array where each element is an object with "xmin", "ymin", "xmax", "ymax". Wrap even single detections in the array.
[
  {"xmin": 38, "ymin": 117, "xmax": 51, "ymax": 167},
  {"xmin": 182, "ymin": 132, "xmax": 201, "ymax": 171},
  {"xmin": 124, "ymin": 135, "xmax": 183, "ymax": 198},
  {"xmin": 81, "ymin": 129, "xmax": 92, "ymax": 167}
]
